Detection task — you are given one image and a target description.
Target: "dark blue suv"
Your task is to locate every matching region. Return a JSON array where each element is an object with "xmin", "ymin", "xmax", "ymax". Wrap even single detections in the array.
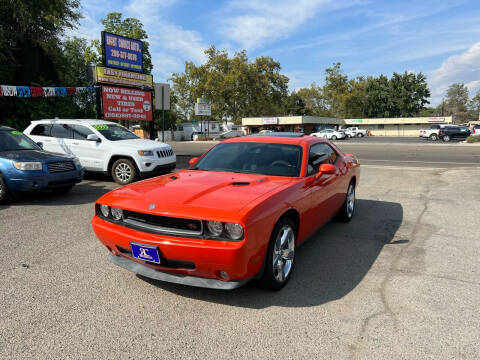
[{"xmin": 0, "ymin": 126, "xmax": 84, "ymax": 203}]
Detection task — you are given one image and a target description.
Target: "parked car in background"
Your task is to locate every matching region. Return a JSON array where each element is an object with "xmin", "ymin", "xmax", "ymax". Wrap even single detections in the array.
[
  {"xmin": 344, "ymin": 127, "xmax": 368, "ymax": 137},
  {"xmin": 191, "ymin": 131, "xmax": 206, "ymax": 141},
  {"xmin": 259, "ymin": 129, "xmax": 274, "ymax": 134},
  {"xmin": 311, "ymin": 129, "xmax": 346, "ymax": 140},
  {"xmin": 471, "ymin": 124, "xmax": 480, "ymax": 136},
  {"xmin": 438, "ymin": 125, "xmax": 471, "ymax": 142},
  {"xmin": 24, "ymin": 119, "xmax": 176, "ymax": 185},
  {"xmin": 91, "ymin": 133, "xmax": 360, "ymax": 290},
  {"xmin": 419, "ymin": 124, "xmax": 444, "ymax": 141},
  {"xmin": 0, "ymin": 126, "xmax": 84, "ymax": 203}
]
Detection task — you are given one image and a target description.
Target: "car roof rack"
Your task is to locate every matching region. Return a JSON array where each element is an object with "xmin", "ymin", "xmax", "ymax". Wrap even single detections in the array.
[{"xmin": 248, "ymin": 132, "xmax": 304, "ymax": 138}]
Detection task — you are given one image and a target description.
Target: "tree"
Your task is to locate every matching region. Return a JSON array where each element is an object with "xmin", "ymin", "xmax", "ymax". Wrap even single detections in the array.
[
  {"xmin": 323, "ymin": 62, "xmax": 348, "ymax": 116},
  {"xmin": 296, "ymin": 83, "xmax": 330, "ymax": 116},
  {"xmin": 445, "ymin": 83, "xmax": 469, "ymax": 123},
  {"xmin": 84, "ymin": 13, "xmax": 153, "ymax": 74},
  {"xmin": 389, "ymin": 72, "xmax": 430, "ymax": 116}
]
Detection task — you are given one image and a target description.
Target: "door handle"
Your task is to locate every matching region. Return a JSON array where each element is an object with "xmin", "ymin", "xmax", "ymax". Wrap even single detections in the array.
[
  {"xmin": 44, "ymin": 139, "xmax": 52, "ymax": 142},
  {"xmin": 72, "ymin": 142, "xmax": 79, "ymax": 145}
]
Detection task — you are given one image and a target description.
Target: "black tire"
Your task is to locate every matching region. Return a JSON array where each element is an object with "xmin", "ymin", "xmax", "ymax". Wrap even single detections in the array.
[
  {"xmin": 331, "ymin": 135, "xmax": 337, "ymax": 140},
  {"xmin": 443, "ymin": 135, "xmax": 451, "ymax": 142},
  {"xmin": 357, "ymin": 133, "xmax": 364, "ymax": 137},
  {"xmin": 0, "ymin": 175, "xmax": 11, "ymax": 204},
  {"xmin": 111, "ymin": 158, "xmax": 137, "ymax": 185},
  {"xmin": 429, "ymin": 133, "xmax": 438, "ymax": 141},
  {"xmin": 54, "ymin": 185, "xmax": 73, "ymax": 194},
  {"xmin": 337, "ymin": 180, "xmax": 356, "ymax": 222},
  {"xmin": 260, "ymin": 217, "xmax": 296, "ymax": 291}
]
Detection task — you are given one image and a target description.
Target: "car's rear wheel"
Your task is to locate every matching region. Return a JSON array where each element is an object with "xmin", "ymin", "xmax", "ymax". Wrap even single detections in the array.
[
  {"xmin": 331, "ymin": 135, "xmax": 337, "ymax": 140},
  {"xmin": 357, "ymin": 133, "xmax": 364, "ymax": 137},
  {"xmin": 0, "ymin": 175, "xmax": 10, "ymax": 204},
  {"xmin": 260, "ymin": 217, "xmax": 296, "ymax": 291},
  {"xmin": 337, "ymin": 180, "xmax": 356, "ymax": 222},
  {"xmin": 112, "ymin": 158, "xmax": 137, "ymax": 185},
  {"xmin": 429, "ymin": 133, "xmax": 438, "ymax": 141},
  {"xmin": 443, "ymin": 135, "xmax": 451, "ymax": 142}
]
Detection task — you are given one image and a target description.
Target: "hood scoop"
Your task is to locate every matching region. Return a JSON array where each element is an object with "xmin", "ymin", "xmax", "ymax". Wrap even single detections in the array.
[{"xmin": 232, "ymin": 181, "xmax": 250, "ymax": 186}]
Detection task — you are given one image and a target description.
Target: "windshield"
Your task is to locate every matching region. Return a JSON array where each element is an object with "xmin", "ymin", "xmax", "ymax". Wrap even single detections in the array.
[
  {"xmin": 193, "ymin": 142, "xmax": 303, "ymax": 177},
  {"xmin": 92, "ymin": 124, "xmax": 138, "ymax": 141},
  {"xmin": 0, "ymin": 130, "xmax": 42, "ymax": 151}
]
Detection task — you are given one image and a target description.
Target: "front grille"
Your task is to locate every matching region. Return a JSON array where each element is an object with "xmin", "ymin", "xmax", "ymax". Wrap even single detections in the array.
[
  {"xmin": 157, "ymin": 149, "xmax": 174, "ymax": 158},
  {"xmin": 47, "ymin": 161, "xmax": 75, "ymax": 173},
  {"xmin": 121, "ymin": 210, "xmax": 203, "ymax": 236}
]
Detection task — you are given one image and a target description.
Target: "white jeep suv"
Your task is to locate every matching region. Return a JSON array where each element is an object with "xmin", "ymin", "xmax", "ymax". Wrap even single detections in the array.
[{"xmin": 24, "ymin": 119, "xmax": 176, "ymax": 185}]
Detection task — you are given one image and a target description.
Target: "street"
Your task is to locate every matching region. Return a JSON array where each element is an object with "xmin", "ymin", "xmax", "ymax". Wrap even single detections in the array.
[{"xmin": 1, "ymin": 142, "xmax": 480, "ymax": 359}]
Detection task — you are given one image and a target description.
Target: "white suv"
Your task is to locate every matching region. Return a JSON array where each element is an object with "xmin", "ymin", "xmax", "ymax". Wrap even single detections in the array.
[{"xmin": 24, "ymin": 119, "xmax": 176, "ymax": 185}]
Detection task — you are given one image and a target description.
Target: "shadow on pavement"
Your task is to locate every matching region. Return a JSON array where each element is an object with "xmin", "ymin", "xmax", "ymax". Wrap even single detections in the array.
[{"xmin": 138, "ymin": 198, "xmax": 403, "ymax": 308}]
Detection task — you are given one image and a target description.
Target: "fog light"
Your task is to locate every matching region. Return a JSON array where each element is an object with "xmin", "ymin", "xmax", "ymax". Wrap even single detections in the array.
[{"xmin": 219, "ymin": 271, "xmax": 229, "ymax": 280}]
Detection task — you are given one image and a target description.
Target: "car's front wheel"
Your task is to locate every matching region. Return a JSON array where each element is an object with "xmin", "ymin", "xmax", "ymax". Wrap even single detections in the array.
[
  {"xmin": 357, "ymin": 133, "xmax": 364, "ymax": 137},
  {"xmin": 261, "ymin": 217, "xmax": 296, "ymax": 291},
  {"xmin": 443, "ymin": 135, "xmax": 451, "ymax": 142},
  {"xmin": 331, "ymin": 135, "xmax": 337, "ymax": 140},
  {"xmin": 0, "ymin": 175, "xmax": 10, "ymax": 203},
  {"xmin": 111, "ymin": 158, "xmax": 137, "ymax": 185},
  {"xmin": 429, "ymin": 133, "xmax": 438, "ymax": 141}
]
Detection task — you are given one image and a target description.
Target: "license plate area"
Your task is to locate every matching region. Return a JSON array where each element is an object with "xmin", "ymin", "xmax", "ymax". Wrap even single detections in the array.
[{"xmin": 130, "ymin": 242, "xmax": 161, "ymax": 264}]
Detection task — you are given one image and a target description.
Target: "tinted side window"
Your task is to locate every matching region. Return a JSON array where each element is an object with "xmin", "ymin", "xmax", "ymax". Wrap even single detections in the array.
[
  {"xmin": 51, "ymin": 124, "xmax": 72, "ymax": 139},
  {"xmin": 72, "ymin": 125, "xmax": 94, "ymax": 140},
  {"xmin": 30, "ymin": 124, "xmax": 52, "ymax": 136},
  {"xmin": 308, "ymin": 143, "xmax": 338, "ymax": 175}
]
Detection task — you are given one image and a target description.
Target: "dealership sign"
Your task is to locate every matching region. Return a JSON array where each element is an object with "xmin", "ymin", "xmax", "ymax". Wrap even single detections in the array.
[
  {"xmin": 102, "ymin": 86, "xmax": 152, "ymax": 121},
  {"xmin": 95, "ymin": 66, "xmax": 152, "ymax": 89},
  {"xmin": 102, "ymin": 31, "xmax": 143, "ymax": 73},
  {"xmin": 261, "ymin": 117, "xmax": 278, "ymax": 125},
  {"xmin": 195, "ymin": 98, "xmax": 211, "ymax": 116}
]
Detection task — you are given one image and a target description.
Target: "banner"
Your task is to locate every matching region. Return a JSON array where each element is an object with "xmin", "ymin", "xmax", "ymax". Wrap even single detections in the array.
[
  {"xmin": 0, "ymin": 85, "xmax": 95, "ymax": 97},
  {"xmin": 102, "ymin": 31, "xmax": 143, "ymax": 73},
  {"xmin": 102, "ymin": 85, "xmax": 152, "ymax": 121},
  {"xmin": 95, "ymin": 66, "xmax": 152, "ymax": 89}
]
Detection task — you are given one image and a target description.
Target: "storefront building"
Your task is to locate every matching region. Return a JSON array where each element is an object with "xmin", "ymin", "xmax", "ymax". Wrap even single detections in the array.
[
  {"xmin": 241, "ymin": 116, "xmax": 343, "ymax": 135},
  {"xmin": 242, "ymin": 116, "xmax": 454, "ymax": 136},
  {"xmin": 344, "ymin": 116, "xmax": 453, "ymax": 136}
]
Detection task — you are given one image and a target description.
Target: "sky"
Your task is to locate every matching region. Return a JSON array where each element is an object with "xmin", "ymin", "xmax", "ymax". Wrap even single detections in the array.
[{"xmin": 74, "ymin": 0, "xmax": 480, "ymax": 106}]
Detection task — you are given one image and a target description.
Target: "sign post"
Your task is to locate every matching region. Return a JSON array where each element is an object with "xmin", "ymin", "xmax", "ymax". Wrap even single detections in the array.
[
  {"xmin": 154, "ymin": 83, "xmax": 170, "ymax": 142},
  {"xmin": 195, "ymin": 98, "xmax": 211, "ymax": 139}
]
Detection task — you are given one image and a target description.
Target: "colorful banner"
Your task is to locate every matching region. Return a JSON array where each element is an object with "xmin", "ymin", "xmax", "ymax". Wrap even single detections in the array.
[
  {"xmin": 102, "ymin": 31, "xmax": 143, "ymax": 73},
  {"xmin": 95, "ymin": 66, "xmax": 152, "ymax": 89},
  {"xmin": 0, "ymin": 86, "xmax": 95, "ymax": 97},
  {"xmin": 102, "ymin": 85, "xmax": 152, "ymax": 121}
]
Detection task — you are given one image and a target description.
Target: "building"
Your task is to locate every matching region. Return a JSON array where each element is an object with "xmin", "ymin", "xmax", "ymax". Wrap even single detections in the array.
[
  {"xmin": 241, "ymin": 116, "xmax": 343, "ymax": 135},
  {"xmin": 242, "ymin": 115, "xmax": 454, "ymax": 136},
  {"xmin": 343, "ymin": 116, "xmax": 453, "ymax": 136}
]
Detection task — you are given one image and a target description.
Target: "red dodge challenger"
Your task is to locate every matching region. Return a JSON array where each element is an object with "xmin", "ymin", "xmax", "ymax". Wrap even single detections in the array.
[{"xmin": 91, "ymin": 133, "xmax": 360, "ymax": 290}]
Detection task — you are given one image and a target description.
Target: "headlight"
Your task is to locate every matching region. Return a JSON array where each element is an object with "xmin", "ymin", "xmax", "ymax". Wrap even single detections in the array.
[
  {"xmin": 100, "ymin": 205, "xmax": 110, "ymax": 218},
  {"xmin": 138, "ymin": 150, "xmax": 154, "ymax": 156},
  {"xmin": 207, "ymin": 221, "xmax": 223, "ymax": 236},
  {"xmin": 111, "ymin": 207, "xmax": 123, "ymax": 221},
  {"xmin": 73, "ymin": 157, "xmax": 81, "ymax": 167},
  {"xmin": 225, "ymin": 223, "xmax": 244, "ymax": 240},
  {"xmin": 13, "ymin": 162, "xmax": 42, "ymax": 171}
]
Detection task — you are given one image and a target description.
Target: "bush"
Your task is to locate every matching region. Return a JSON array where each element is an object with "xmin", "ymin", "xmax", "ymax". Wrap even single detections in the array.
[{"xmin": 466, "ymin": 136, "xmax": 480, "ymax": 143}]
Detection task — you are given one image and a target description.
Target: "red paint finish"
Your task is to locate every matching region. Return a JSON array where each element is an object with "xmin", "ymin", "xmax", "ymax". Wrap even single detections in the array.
[{"xmin": 91, "ymin": 136, "xmax": 360, "ymax": 282}]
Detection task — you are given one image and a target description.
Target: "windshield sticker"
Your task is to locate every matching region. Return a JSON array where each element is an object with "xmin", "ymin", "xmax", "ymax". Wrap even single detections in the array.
[
  {"xmin": 11, "ymin": 131, "xmax": 22, "ymax": 135},
  {"xmin": 92, "ymin": 125, "xmax": 109, "ymax": 131}
]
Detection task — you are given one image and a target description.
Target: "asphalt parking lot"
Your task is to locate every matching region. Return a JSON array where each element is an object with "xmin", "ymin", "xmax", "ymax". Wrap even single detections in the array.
[{"xmin": 1, "ymin": 142, "xmax": 479, "ymax": 359}]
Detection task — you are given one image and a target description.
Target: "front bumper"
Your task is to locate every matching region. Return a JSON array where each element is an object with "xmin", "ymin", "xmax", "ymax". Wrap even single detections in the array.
[
  {"xmin": 7, "ymin": 169, "xmax": 84, "ymax": 192},
  {"xmin": 139, "ymin": 162, "xmax": 176, "ymax": 178},
  {"xmin": 91, "ymin": 216, "xmax": 261, "ymax": 289},
  {"xmin": 108, "ymin": 254, "xmax": 251, "ymax": 290}
]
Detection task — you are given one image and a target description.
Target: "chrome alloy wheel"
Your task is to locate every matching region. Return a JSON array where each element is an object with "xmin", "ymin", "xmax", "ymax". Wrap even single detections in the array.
[
  {"xmin": 115, "ymin": 163, "xmax": 132, "ymax": 183},
  {"xmin": 346, "ymin": 183, "xmax": 355, "ymax": 218},
  {"xmin": 272, "ymin": 225, "xmax": 295, "ymax": 283}
]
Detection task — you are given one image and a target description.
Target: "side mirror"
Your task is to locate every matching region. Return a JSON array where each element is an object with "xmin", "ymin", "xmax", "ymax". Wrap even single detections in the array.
[
  {"xmin": 36, "ymin": 142, "xmax": 43, "ymax": 149},
  {"xmin": 189, "ymin": 157, "xmax": 199, "ymax": 166},
  {"xmin": 319, "ymin": 163, "xmax": 336, "ymax": 174},
  {"xmin": 87, "ymin": 134, "xmax": 100, "ymax": 142}
]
